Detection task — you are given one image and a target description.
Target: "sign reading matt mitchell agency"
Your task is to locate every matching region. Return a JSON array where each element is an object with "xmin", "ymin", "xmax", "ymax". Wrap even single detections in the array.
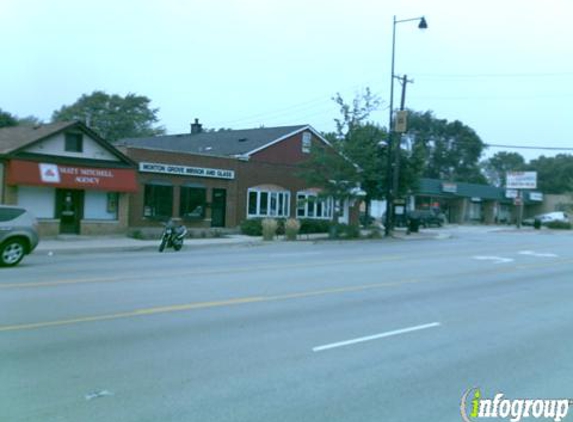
[{"xmin": 139, "ymin": 162, "xmax": 235, "ymax": 180}]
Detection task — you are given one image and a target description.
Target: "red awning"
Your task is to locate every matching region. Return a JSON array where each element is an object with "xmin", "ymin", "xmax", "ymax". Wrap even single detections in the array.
[{"xmin": 7, "ymin": 160, "xmax": 138, "ymax": 192}]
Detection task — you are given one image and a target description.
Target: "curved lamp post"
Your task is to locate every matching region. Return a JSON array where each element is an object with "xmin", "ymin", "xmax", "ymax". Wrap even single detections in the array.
[{"xmin": 384, "ymin": 15, "xmax": 427, "ymax": 236}]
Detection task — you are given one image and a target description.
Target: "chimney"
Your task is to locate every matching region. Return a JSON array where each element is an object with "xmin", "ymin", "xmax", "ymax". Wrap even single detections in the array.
[{"xmin": 190, "ymin": 118, "xmax": 203, "ymax": 134}]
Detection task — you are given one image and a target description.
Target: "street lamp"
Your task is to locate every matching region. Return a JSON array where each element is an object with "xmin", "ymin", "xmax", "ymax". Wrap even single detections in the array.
[{"xmin": 384, "ymin": 15, "xmax": 427, "ymax": 236}]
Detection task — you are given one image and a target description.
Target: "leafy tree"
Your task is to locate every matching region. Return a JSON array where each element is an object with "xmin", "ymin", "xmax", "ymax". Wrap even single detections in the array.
[
  {"xmin": 408, "ymin": 110, "xmax": 487, "ymax": 184},
  {"xmin": 481, "ymin": 151, "xmax": 526, "ymax": 187},
  {"xmin": 299, "ymin": 89, "xmax": 426, "ymax": 222},
  {"xmin": 526, "ymin": 154, "xmax": 573, "ymax": 194},
  {"xmin": 298, "ymin": 90, "xmax": 385, "ymax": 222},
  {"xmin": 17, "ymin": 115, "xmax": 44, "ymax": 127},
  {"xmin": 0, "ymin": 109, "xmax": 18, "ymax": 128},
  {"xmin": 52, "ymin": 91, "xmax": 165, "ymax": 142}
]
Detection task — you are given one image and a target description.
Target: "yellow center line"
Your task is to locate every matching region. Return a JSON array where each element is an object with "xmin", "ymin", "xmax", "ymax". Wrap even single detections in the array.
[{"xmin": 0, "ymin": 279, "xmax": 417, "ymax": 333}]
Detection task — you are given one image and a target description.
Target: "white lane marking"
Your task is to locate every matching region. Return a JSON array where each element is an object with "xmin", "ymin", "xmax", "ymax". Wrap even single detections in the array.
[
  {"xmin": 312, "ymin": 322, "xmax": 441, "ymax": 352},
  {"xmin": 518, "ymin": 250, "xmax": 559, "ymax": 258},
  {"xmin": 473, "ymin": 256, "xmax": 514, "ymax": 264}
]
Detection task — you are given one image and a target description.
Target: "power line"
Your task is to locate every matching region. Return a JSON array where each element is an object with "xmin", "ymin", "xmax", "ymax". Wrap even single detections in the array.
[{"xmin": 485, "ymin": 143, "xmax": 573, "ymax": 151}]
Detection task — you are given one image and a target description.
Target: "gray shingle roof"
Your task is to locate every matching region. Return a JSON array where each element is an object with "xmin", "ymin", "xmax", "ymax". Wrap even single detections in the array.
[
  {"xmin": 0, "ymin": 121, "xmax": 75, "ymax": 154},
  {"xmin": 117, "ymin": 125, "xmax": 310, "ymax": 157}
]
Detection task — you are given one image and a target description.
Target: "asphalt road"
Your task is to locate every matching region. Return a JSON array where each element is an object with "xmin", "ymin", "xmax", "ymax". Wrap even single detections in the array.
[{"xmin": 2, "ymin": 228, "xmax": 573, "ymax": 422}]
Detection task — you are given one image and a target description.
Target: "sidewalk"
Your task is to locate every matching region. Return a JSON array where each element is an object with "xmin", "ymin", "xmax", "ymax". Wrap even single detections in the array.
[
  {"xmin": 35, "ymin": 228, "xmax": 449, "ymax": 255},
  {"xmin": 36, "ymin": 234, "xmax": 264, "ymax": 255}
]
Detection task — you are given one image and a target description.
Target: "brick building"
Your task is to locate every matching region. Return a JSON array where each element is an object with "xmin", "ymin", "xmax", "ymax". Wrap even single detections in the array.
[{"xmin": 118, "ymin": 122, "xmax": 359, "ymax": 232}]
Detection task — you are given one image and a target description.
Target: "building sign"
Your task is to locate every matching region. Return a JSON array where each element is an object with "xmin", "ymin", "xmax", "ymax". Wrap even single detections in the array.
[
  {"xmin": 139, "ymin": 162, "xmax": 235, "ymax": 180},
  {"xmin": 529, "ymin": 192, "xmax": 543, "ymax": 201},
  {"xmin": 442, "ymin": 182, "xmax": 458, "ymax": 193},
  {"xmin": 7, "ymin": 160, "xmax": 138, "ymax": 192},
  {"xmin": 505, "ymin": 189, "xmax": 518, "ymax": 199},
  {"xmin": 506, "ymin": 171, "xmax": 537, "ymax": 189}
]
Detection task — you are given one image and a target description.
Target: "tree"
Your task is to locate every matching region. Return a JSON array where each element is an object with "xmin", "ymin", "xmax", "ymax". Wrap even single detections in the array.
[
  {"xmin": 299, "ymin": 89, "xmax": 425, "ymax": 222},
  {"xmin": 0, "ymin": 109, "xmax": 18, "ymax": 128},
  {"xmin": 52, "ymin": 91, "xmax": 165, "ymax": 142},
  {"xmin": 481, "ymin": 151, "xmax": 526, "ymax": 187},
  {"xmin": 526, "ymin": 154, "xmax": 573, "ymax": 194},
  {"xmin": 407, "ymin": 111, "xmax": 487, "ymax": 184}
]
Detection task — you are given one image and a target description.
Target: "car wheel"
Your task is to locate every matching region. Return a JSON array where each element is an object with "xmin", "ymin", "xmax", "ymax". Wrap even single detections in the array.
[{"xmin": 0, "ymin": 239, "xmax": 26, "ymax": 267}]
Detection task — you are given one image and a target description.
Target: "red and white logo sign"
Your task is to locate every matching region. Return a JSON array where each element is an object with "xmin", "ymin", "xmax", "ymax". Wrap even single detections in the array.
[{"xmin": 39, "ymin": 163, "xmax": 61, "ymax": 183}]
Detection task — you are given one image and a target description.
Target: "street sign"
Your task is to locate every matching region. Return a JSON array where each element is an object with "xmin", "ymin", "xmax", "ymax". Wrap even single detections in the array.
[
  {"xmin": 394, "ymin": 110, "xmax": 408, "ymax": 133},
  {"xmin": 506, "ymin": 171, "xmax": 537, "ymax": 189}
]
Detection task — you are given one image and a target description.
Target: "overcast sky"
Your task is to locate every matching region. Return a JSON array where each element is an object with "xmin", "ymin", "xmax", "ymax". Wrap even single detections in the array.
[{"xmin": 2, "ymin": 0, "xmax": 572, "ymax": 160}]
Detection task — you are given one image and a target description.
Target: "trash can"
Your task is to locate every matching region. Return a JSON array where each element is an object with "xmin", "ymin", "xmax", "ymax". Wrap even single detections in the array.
[
  {"xmin": 533, "ymin": 218, "xmax": 541, "ymax": 230},
  {"xmin": 408, "ymin": 217, "xmax": 420, "ymax": 233}
]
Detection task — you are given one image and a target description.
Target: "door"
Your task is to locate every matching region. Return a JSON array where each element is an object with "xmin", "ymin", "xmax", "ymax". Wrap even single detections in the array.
[
  {"xmin": 211, "ymin": 189, "xmax": 227, "ymax": 227},
  {"xmin": 56, "ymin": 189, "xmax": 83, "ymax": 234}
]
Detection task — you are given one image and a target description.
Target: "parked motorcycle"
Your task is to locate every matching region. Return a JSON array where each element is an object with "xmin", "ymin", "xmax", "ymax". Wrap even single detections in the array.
[{"xmin": 159, "ymin": 220, "xmax": 188, "ymax": 252}]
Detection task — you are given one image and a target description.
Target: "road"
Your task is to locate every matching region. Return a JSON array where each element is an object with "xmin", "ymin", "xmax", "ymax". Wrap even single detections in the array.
[{"xmin": 2, "ymin": 228, "xmax": 573, "ymax": 422}]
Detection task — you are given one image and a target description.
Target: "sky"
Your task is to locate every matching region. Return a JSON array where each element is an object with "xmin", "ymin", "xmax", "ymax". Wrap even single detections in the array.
[{"xmin": 2, "ymin": 0, "xmax": 573, "ymax": 161}]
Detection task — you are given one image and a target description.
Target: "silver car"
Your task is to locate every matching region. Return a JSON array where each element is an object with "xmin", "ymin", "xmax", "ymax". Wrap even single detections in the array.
[{"xmin": 0, "ymin": 205, "xmax": 40, "ymax": 267}]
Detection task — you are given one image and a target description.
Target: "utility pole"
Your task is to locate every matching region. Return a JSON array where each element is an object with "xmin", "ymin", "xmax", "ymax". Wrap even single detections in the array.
[{"xmin": 392, "ymin": 75, "xmax": 414, "ymax": 223}]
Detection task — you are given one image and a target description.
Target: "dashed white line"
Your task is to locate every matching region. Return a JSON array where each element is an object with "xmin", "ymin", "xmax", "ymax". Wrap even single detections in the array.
[
  {"xmin": 518, "ymin": 250, "xmax": 559, "ymax": 258},
  {"xmin": 473, "ymin": 256, "xmax": 514, "ymax": 264},
  {"xmin": 312, "ymin": 322, "xmax": 441, "ymax": 352}
]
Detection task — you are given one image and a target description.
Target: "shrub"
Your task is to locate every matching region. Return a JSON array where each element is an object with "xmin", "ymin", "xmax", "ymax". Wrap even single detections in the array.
[
  {"xmin": 285, "ymin": 218, "xmax": 301, "ymax": 241},
  {"xmin": 299, "ymin": 219, "xmax": 330, "ymax": 235},
  {"xmin": 545, "ymin": 221, "xmax": 572, "ymax": 230},
  {"xmin": 328, "ymin": 223, "xmax": 361, "ymax": 239},
  {"xmin": 240, "ymin": 218, "xmax": 263, "ymax": 236},
  {"xmin": 262, "ymin": 218, "xmax": 278, "ymax": 240}
]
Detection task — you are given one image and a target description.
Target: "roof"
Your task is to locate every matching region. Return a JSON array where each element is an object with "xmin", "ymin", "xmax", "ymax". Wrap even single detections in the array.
[
  {"xmin": 0, "ymin": 121, "xmax": 75, "ymax": 155},
  {"xmin": 418, "ymin": 178, "xmax": 508, "ymax": 201},
  {"xmin": 118, "ymin": 125, "xmax": 321, "ymax": 157},
  {"xmin": 0, "ymin": 121, "xmax": 136, "ymax": 166}
]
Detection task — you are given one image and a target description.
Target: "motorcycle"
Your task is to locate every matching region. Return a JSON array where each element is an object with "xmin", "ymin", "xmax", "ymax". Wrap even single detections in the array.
[{"xmin": 159, "ymin": 220, "xmax": 188, "ymax": 252}]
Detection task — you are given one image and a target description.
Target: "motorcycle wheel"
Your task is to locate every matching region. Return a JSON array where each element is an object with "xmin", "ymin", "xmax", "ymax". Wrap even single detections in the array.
[
  {"xmin": 159, "ymin": 238, "xmax": 167, "ymax": 252},
  {"xmin": 173, "ymin": 242, "xmax": 183, "ymax": 251}
]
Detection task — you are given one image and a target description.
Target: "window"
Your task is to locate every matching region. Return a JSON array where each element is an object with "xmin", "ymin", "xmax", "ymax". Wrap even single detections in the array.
[
  {"xmin": 0, "ymin": 207, "xmax": 25, "ymax": 222},
  {"xmin": 296, "ymin": 192, "xmax": 333, "ymax": 219},
  {"xmin": 65, "ymin": 133, "xmax": 83, "ymax": 152},
  {"xmin": 247, "ymin": 188, "xmax": 290, "ymax": 218},
  {"xmin": 302, "ymin": 131, "xmax": 311, "ymax": 153},
  {"xmin": 143, "ymin": 183, "xmax": 173, "ymax": 219},
  {"xmin": 180, "ymin": 186, "xmax": 206, "ymax": 219}
]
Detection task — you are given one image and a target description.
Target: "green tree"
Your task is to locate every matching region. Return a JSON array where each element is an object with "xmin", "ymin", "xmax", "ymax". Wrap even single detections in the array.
[
  {"xmin": 408, "ymin": 110, "xmax": 487, "ymax": 184},
  {"xmin": 299, "ymin": 90, "xmax": 385, "ymax": 221},
  {"xmin": 52, "ymin": 91, "xmax": 165, "ymax": 142},
  {"xmin": 481, "ymin": 151, "xmax": 526, "ymax": 187},
  {"xmin": 526, "ymin": 154, "xmax": 573, "ymax": 194},
  {"xmin": 0, "ymin": 109, "xmax": 18, "ymax": 128}
]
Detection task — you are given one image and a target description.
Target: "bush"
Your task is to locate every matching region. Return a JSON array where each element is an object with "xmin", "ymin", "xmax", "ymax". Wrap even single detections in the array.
[
  {"xmin": 285, "ymin": 218, "xmax": 301, "ymax": 241},
  {"xmin": 240, "ymin": 219, "xmax": 263, "ymax": 236},
  {"xmin": 329, "ymin": 223, "xmax": 361, "ymax": 239},
  {"xmin": 545, "ymin": 221, "xmax": 572, "ymax": 230},
  {"xmin": 299, "ymin": 219, "xmax": 330, "ymax": 235},
  {"xmin": 262, "ymin": 218, "xmax": 278, "ymax": 240}
]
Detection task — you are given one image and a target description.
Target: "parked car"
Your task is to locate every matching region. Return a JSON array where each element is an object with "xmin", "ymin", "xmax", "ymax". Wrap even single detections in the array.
[
  {"xmin": 407, "ymin": 208, "xmax": 445, "ymax": 228},
  {"xmin": 523, "ymin": 211, "xmax": 570, "ymax": 226},
  {"xmin": 0, "ymin": 205, "xmax": 40, "ymax": 267}
]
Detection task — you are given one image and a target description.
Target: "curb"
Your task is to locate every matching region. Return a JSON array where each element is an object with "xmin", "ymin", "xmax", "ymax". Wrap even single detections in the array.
[{"xmin": 35, "ymin": 239, "xmax": 264, "ymax": 256}]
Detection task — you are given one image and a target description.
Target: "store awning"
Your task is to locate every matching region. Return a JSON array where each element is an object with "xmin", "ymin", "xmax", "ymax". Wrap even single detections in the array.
[{"xmin": 7, "ymin": 159, "xmax": 138, "ymax": 192}]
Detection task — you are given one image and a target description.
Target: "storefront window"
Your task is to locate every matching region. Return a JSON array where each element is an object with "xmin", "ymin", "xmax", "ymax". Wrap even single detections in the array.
[
  {"xmin": 247, "ymin": 188, "xmax": 290, "ymax": 218},
  {"xmin": 180, "ymin": 186, "xmax": 206, "ymax": 219},
  {"xmin": 144, "ymin": 183, "xmax": 173, "ymax": 219},
  {"xmin": 296, "ymin": 192, "xmax": 333, "ymax": 219}
]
